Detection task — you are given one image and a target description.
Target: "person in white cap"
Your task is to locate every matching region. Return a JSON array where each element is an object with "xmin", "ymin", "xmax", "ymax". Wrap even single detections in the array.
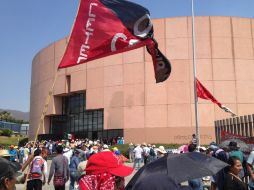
[
  {"xmin": 102, "ymin": 144, "xmax": 110, "ymax": 152},
  {"xmin": 198, "ymin": 146, "xmax": 207, "ymax": 154}
]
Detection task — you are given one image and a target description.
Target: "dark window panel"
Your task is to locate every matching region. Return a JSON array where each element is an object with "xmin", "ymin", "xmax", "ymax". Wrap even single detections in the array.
[
  {"xmin": 98, "ymin": 131, "xmax": 102, "ymax": 139},
  {"xmin": 88, "ymin": 124, "xmax": 93, "ymax": 131},
  {"xmin": 98, "ymin": 117, "xmax": 103, "ymax": 124},
  {"xmin": 88, "ymin": 132, "xmax": 92, "ymax": 139},
  {"xmin": 92, "ymin": 124, "xmax": 97, "ymax": 131},
  {"xmin": 98, "ymin": 124, "xmax": 103, "ymax": 130},
  {"xmin": 49, "ymin": 93, "xmax": 110, "ymax": 139}
]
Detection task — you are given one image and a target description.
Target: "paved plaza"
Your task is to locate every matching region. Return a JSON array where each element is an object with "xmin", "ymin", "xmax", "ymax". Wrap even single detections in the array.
[{"xmin": 16, "ymin": 161, "xmax": 139, "ymax": 190}]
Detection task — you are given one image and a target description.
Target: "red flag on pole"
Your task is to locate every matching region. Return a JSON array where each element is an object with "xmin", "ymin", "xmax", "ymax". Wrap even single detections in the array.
[
  {"xmin": 58, "ymin": 0, "xmax": 171, "ymax": 83},
  {"xmin": 196, "ymin": 78, "xmax": 236, "ymax": 117}
]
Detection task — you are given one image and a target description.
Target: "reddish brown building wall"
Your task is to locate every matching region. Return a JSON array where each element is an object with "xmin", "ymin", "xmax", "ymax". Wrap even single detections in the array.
[{"xmin": 30, "ymin": 16, "xmax": 254, "ymax": 144}]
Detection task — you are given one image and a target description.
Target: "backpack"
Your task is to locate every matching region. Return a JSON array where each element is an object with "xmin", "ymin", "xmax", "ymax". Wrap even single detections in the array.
[
  {"xmin": 30, "ymin": 157, "xmax": 44, "ymax": 179},
  {"xmin": 150, "ymin": 148, "xmax": 155, "ymax": 157}
]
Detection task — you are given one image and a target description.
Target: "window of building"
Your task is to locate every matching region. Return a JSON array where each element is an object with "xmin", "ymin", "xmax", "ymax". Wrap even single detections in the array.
[{"xmin": 49, "ymin": 93, "xmax": 123, "ymax": 140}]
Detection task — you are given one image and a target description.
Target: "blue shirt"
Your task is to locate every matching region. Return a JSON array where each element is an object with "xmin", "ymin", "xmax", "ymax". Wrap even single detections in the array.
[
  {"xmin": 188, "ymin": 178, "xmax": 203, "ymax": 190},
  {"xmin": 69, "ymin": 155, "xmax": 80, "ymax": 172},
  {"xmin": 229, "ymin": 150, "xmax": 244, "ymax": 163},
  {"xmin": 9, "ymin": 149, "xmax": 17, "ymax": 162}
]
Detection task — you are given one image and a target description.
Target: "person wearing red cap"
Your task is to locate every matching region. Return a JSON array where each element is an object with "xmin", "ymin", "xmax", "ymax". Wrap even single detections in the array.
[{"xmin": 79, "ymin": 151, "xmax": 134, "ymax": 190}]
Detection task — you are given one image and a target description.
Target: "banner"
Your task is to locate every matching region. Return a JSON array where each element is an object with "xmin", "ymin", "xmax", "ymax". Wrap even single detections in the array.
[
  {"xmin": 67, "ymin": 133, "xmax": 75, "ymax": 140},
  {"xmin": 58, "ymin": 0, "xmax": 171, "ymax": 83},
  {"xmin": 221, "ymin": 130, "xmax": 254, "ymax": 144}
]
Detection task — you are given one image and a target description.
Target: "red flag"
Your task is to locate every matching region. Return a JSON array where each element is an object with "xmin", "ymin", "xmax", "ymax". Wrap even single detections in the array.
[
  {"xmin": 196, "ymin": 78, "xmax": 236, "ymax": 117},
  {"xmin": 196, "ymin": 78, "xmax": 221, "ymax": 107},
  {"xmin": 58, "ymin": 0, "xmax": 171, "ymax": 83}
]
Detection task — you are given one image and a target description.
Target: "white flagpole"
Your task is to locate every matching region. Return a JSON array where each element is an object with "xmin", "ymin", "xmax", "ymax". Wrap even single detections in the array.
[{"xmin": 191, "ymin": 0, "xmax": 200, "ymax": 146}]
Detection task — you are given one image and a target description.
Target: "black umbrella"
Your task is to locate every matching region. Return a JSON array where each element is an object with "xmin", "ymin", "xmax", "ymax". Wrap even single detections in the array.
[
  {"xmin": 0, "ymin": 157, "xmax": 21, "ymax": 179},
  {"xmin": 219, "ymin": 139, "xmax": 250, "ymax": 152},
  {"xmin": 126, "ymin": 172, "xmax": 192, "ymax": 190},
  {"xmin": 126, "ymin": 152, "xmax": 228, "ymax": 190}
]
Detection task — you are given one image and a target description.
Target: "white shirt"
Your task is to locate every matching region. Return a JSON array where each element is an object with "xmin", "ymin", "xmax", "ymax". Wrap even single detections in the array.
[
  {"xmin": 63, "ymin": 149, "xmax": 73, "ymax": 165},
  {"xmin": 143, "ymin": 147, "xmax": 150, "ymax": 156},
  {"xmin": 133, "ymin": 146, "xmax": 143, "ymax": 159}
]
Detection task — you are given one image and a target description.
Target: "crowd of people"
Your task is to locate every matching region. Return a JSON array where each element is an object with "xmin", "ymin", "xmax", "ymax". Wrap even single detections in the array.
[
  {"xmin": 1, "ymin": 135, "xmax": 254, "ymax": 190},
  {"xmin": 0, "ymin": 138, "xmax": 131, "ymax": 190},
  {"xmin": 128, "ymin": 143, "xmax": 168, "ymax": 170}
]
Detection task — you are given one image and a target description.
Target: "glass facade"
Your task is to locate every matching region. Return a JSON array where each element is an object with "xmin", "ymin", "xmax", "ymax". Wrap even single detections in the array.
[{"xmin": 49, "ymin": 93, "xmax": 123, "ymax": 140}]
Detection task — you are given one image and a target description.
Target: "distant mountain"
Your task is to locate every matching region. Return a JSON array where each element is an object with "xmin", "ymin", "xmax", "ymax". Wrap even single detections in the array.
[{"xmin": 0, "ymin": 109, "xmax": 29, "ymax": 122}]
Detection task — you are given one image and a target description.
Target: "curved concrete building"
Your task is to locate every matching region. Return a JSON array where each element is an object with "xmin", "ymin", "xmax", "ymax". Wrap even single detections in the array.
[{"xmin": 30, "ymin": 16, "xmax": 254, "ymax": 144}]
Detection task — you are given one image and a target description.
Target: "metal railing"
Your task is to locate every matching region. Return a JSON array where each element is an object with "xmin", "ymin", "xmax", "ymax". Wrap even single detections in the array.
[{"xmin": 215, "ymin": 114, "xmax": 254, "ymax": 144}]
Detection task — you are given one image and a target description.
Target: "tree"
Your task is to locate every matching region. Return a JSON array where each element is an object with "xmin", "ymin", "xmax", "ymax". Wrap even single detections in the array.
[
  {"xmin": 0, "ymin": 111, "xmax": 10, "ymax": 120},
  {"xmin": 18, "ymin": 137, "xmax": 28, "ymax": 146},
  {"xmin": 0, "ymin": 111, "xmax": 12, "ymax": 121},
  {"xmin": 0, "ymin": 111, "xmax": 28, "ymax": 124},
  {"xmin": 1, "ymin": 129, "xmax": 13, "ymax": 137}
]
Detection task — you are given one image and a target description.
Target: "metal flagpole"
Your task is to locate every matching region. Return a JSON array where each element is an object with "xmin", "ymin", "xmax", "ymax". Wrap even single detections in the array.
[{"xmin": 191, "ymin": 0, "xmax": 200, "ymax": 146}]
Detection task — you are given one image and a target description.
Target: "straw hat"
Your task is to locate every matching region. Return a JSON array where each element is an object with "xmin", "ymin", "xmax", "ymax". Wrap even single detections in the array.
[
  {"xmin": 0, "ymin": 150, "xmax": 12, "ymax": 157},
  {"xmin": 63, "ymin": 147, "xmax": 70, "ymax": 153},
  {"xmin": 157, "ymin": 146, "xmax": 167, "ymax": 154},
  {"xmin": 85, "ymin": 143, "xmax": 90, "ymax": 147},
  {"xmin": 198, "ymin": 146, "xmax": 207, "ymax": 151},
  {"xmin": 142, "ymin": 143, "xmax": 147, "ymax": 146}
]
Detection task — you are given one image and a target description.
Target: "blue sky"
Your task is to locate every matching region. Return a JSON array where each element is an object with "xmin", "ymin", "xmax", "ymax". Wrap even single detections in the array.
[{"xmin": 0, "ymin": 0, "xmax": 254, "ymax": 112}]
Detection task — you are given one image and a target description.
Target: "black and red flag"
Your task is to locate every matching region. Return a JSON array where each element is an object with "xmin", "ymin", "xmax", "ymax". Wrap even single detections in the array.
[
  {"xmin": 196, "ymin": 78, "xmax": 236, "ymax": 117},
  {"xmin": 58, "ymin": 0, "xmax": 171, "ymax": 83}
]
